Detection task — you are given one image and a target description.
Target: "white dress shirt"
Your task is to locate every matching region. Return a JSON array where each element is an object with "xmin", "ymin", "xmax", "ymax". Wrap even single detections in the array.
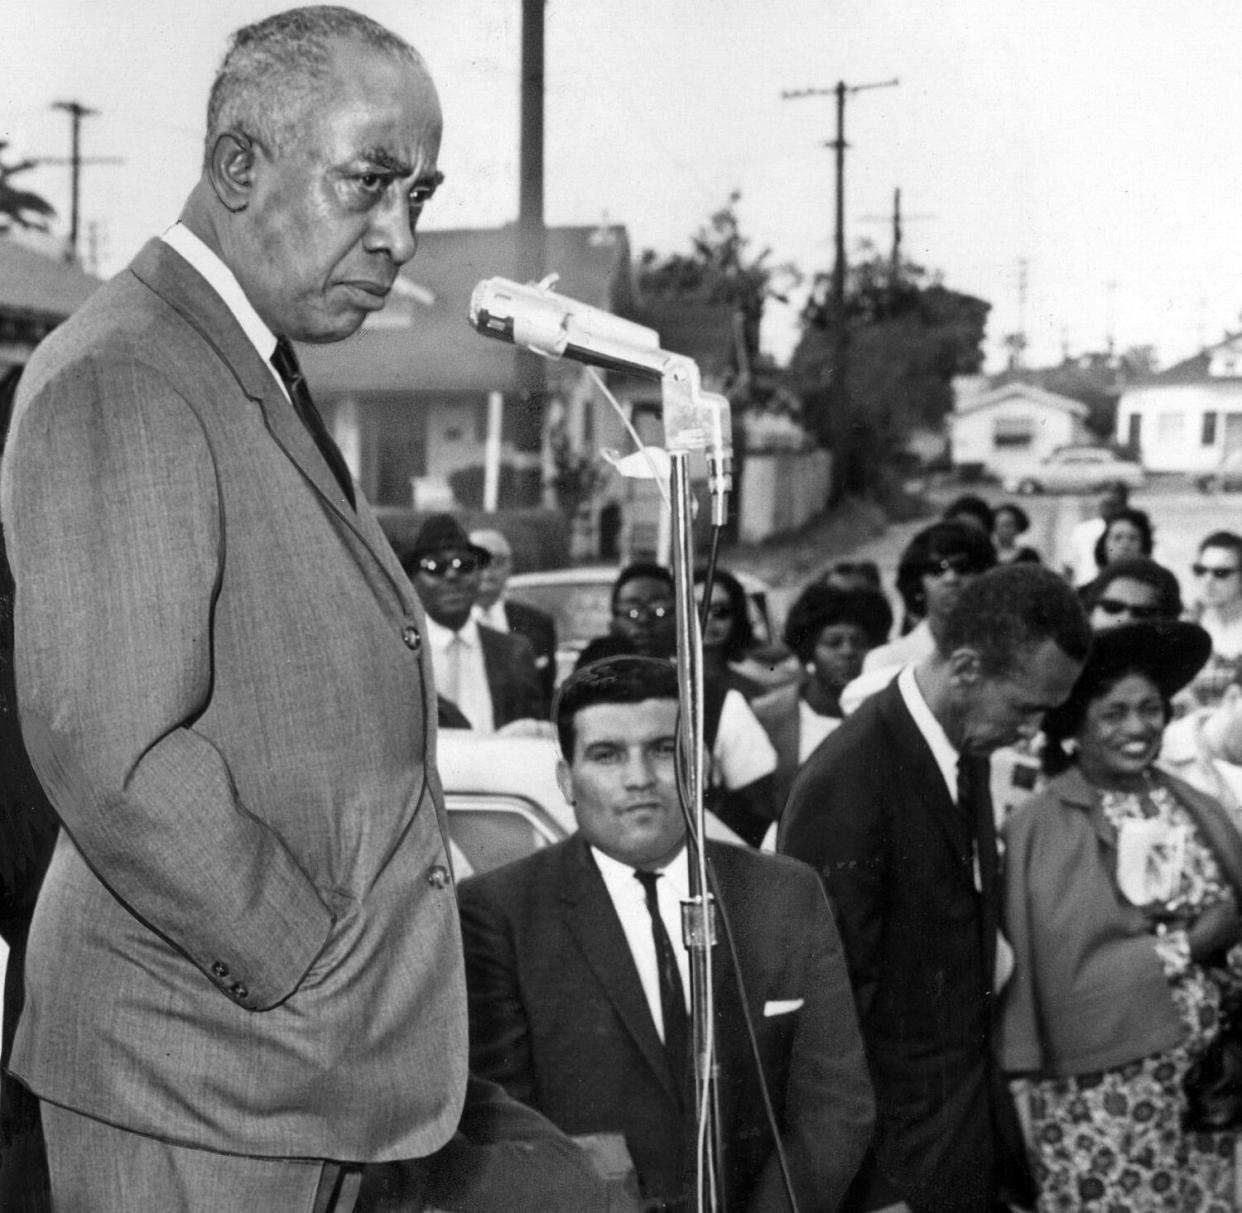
[
  {"xmin": 424, "ymin": 615, "xmax": 495, "ymax": 733},
  {"xmin": 897, "ymin": 664, "xmax": 957, "ymax": 803},
  {"xmin": 161, "ymin": 223, "xmax": 286, "ymax": 397},
  {"xmin": 473, "ymin": 600, "xmax": 510, "ymax": 632},
  {"xmin": 592, "ymin": 845, "xmax": 691, "ymax": 1042}
]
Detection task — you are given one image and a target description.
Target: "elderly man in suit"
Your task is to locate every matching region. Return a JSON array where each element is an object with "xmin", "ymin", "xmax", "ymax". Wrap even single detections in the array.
[
  {"xmin": 0, "ymin": 10, "xmax": 571, "ymax": 1211},
  {"xmin": 780, "ymin": 566, "xmax": 1091, "ymax": 1213},
  {"xmin": 401, "ymin": 515, "xmax": 544, "ymax": 732},
  {"xmin": 459, "ymin": 655, "xmax": 874, "ymax": 1212},
  {"xmin": 470, "ymin": 527, "xmax": 558, "ymax": 714}
]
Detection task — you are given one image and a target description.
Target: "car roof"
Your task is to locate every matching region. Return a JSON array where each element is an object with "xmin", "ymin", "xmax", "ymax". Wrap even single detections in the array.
[
  {"xmin": 508, "ymin": 564, "xmax": 771, "ymax": 594},
  {"xmin": 438, "ymin": 732, "xmax": 571, "ymax": 828}
]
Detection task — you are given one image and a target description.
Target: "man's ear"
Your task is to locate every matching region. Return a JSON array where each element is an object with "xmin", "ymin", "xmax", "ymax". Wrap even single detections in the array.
[
  {"xmin": 947, "ymin": 646, "xmax": 983, "ymax": 687},
  {"xmin": 207, "ymin": 132, "xmax": 257, "ymax": 213},
  {"xmin": 555, "ymin": 758, "xmax": 576, "ymax": 809}
]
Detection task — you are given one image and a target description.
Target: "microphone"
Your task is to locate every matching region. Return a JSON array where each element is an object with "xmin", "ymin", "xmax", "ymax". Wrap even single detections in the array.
[
  {"xmin": 469, "ymin": 275, "xmax": 733, "ymax": 524},
  {"xmin": 470, "ymin": 275, "xmax": 667, "ymax": 379}
]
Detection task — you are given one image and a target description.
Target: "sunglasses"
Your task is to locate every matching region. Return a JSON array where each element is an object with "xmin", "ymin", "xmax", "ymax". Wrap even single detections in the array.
[
  {"xmin": 417, "ymin": 554, "xmax": 483, "ymax": 578},
  {"xmin": 923, "ymin": 555, "xmax": 984, "ymax": 577},
  {"xmin": 614, "ymin": 603, "xmax": 672, "ymax": 622},
  {"xmin": 1096, "ymin": 597, "xmax": 1161, "ymax": 620},
  {"xmin": 1193, "ymin": 564, "xmax": 1240, "ymax": 580},
  {"xmin": 697, "ymin": 602, "xmax": 733, "ymax": 621}
]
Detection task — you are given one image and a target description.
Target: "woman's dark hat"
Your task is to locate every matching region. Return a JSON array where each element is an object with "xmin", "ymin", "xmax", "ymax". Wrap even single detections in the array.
[
  {"xmin": 1042, "ymin": 620, "xmax": 1211, "ymax": 741},
  {"xmin": 406, "ymin": 513, "xmax": 491, "ymax": 565}
]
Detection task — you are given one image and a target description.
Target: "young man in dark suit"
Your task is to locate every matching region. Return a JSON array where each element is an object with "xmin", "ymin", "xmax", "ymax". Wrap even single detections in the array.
[
  {"xmin": 780, "ymin": 565, "xmax": 1090, "ymax": 1213},
  {"xmin": 459, "ymin": 655, "xmax": 874, "ymax": 1211}
]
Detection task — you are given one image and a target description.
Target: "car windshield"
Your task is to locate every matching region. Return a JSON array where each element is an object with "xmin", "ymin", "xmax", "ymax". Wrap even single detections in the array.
[{"xmin": 507, "ymin": 580, "xmax": 615, "ymax": 648}]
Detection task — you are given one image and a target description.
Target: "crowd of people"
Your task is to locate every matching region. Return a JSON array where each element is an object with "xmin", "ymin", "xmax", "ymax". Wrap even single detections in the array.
[
  {"xmin": 5, "ymin": 5, "xmax": 1242, "ymax": 1212},
  {"xmin": 354, "ymin": 483, "xmax": 1242, "ymax": 1211}
]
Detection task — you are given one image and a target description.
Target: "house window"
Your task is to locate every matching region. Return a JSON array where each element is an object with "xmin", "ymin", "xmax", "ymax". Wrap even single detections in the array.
[
  {"xmin": 1203, "ymin": 411, "xmax": 1219, "ymax": 446},
  {"xmin": 1126, "ymin": 414, "xmax": 1141, "ymax": 450},
  {"xmin": 992, "ymin": 415, "xmax": 1034, "ymax": 448},
  {"xmin": 1156, "ymin": 412, "xmax": 1185, "ymax": 445}
]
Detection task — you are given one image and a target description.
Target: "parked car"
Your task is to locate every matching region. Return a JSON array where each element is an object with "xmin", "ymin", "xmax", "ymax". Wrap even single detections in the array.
[
  {"xmin": 1196, "ymin": 449, "xmax": 1242, "ymax": 494},
  {"xmin": 438, "ymin": 730, "xmax": 745, "ymax": 879},
  {"xmin": 1002, "ymin": 445, "xmax": 1145, "ymax": 495},
  {"xmin": 506, "ymin": 564, "xmax": 780, "ymax": 687}
]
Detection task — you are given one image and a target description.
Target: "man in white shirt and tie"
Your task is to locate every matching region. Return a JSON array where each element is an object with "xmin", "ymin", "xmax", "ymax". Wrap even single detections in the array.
[
  {"xmin": 458, "ymin": 654, "xmax": 873, "ymax": 1212},
  {"xmin": 400, "ymin": 515, "xmax": 543, "ymax": 733},
  {"xmin": 470, "ymin": 527, "xmax": 558, "ymax": 716}
]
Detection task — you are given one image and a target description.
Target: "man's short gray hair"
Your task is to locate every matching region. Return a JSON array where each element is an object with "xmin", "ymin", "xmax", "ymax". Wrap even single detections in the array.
[{"xmin": 204, "ymin": 6, "xmax": 421, "ymax": 167}]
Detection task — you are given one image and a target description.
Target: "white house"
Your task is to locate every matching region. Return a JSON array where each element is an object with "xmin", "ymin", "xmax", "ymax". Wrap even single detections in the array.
[
  {"xmin": 949, "ymin": 377, "xmax": 1091, "ymax": 482},
  {"xmin": 1115, "ymin": 336, "xmax": 1242, "ymax": 473}
]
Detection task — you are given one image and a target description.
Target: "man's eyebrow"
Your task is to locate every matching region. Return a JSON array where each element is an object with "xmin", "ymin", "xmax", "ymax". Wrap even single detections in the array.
[{"xmin": 356, "ymin": 148, "xmax": 411, "ymax": 174}]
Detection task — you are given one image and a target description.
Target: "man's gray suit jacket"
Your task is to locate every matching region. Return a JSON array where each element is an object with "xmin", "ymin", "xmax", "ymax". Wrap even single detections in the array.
[{"xmin": 0, "ymin": 239, "xmax": 468, "ymax": 1161}]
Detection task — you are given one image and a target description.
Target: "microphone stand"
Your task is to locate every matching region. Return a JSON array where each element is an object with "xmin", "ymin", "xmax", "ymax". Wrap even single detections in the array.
[
  {"xmin": 467, "ymin": 276, "xmax": 731, "ymax": 1209},
  {"xmin": 669, "ymin": 448, "xmax": 725, "ymax": 1213}
]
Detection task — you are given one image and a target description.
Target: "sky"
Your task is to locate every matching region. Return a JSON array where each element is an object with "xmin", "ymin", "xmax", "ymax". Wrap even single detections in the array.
[{"xmin": 5, "ymin": 0, "xmax": 1242, "ymax": 372}]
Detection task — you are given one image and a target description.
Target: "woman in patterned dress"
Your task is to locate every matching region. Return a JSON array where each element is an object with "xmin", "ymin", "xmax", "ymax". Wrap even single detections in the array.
[{"xmin": 1001, "ymin": 620, "xmax": 1242, "ymax": 1211}]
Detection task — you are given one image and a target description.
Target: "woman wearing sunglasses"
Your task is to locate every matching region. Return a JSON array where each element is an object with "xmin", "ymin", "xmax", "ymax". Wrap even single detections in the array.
[
  {"xmin": 1187, "ymin": 532, "xmax": 1242, "ymax": 709},
  {"xmin": 1082, "ymin": 555, "xmax": 1183, "ymax": 632}
]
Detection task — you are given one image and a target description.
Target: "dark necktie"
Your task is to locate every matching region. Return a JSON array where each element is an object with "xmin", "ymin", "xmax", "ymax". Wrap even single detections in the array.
[
  {"xmin": 270, "ymin": 337, "xmax": 356, "ymax": 509},
  {"xmin": 634, "ymin": 869, "xmax": 689, "ymax": 1100},
  {"xmin": 958, "ymin": 753, "xmax": 999, "ymax": 985}
]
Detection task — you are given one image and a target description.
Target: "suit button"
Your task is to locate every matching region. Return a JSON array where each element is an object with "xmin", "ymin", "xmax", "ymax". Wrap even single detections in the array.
[
  {"xmin": 427, "ymin": 864, "xmax": 450, "ymax": 889},
  {"xmin": 211, "ymin": 960, "xmax": 229, "ymax": 978},
  {"xmin": 402, "ymin": 624, "xmax": 421, "ymax": 652},
  {"xmin": 230, "ymin": 982, "xmax": 249, "ymax": 1001}
]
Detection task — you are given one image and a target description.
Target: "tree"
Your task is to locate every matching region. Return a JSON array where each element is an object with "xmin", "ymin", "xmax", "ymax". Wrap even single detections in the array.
[
  {"xmin": 791, "ymin": 240, "xmax": 989, "ymax": 498},
  {"xmin": 637, "ymin": 192, "xmax": 797, "ymax": 385},
  {"xmin": 0, "ymin": 143, "xmax": 55, "ymax": 234}
]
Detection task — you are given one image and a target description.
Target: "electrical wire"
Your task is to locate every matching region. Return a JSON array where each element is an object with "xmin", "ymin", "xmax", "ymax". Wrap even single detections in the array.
[
  {"xmin": 586, "ymin": 366, "xmax": 672, "ymax": 510},
  {"xmin": 671, "ymin": 519, "xmax": 802, "ymax": 1213}
]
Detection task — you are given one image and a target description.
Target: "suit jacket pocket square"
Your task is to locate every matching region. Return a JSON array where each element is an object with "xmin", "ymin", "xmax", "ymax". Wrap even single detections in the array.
[{"xmin": 763, "ymin": 998, "xmax": 803, "ymax": 1017}]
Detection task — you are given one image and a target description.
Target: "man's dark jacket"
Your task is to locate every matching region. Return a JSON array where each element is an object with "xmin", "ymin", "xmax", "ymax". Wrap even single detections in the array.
[
  {"xmin": 779, "ymin": 678, "xmax": 1033, "ymax": 1213},
  {"xmin": 476, "ymin": 624, "xmax": 545, "ymax": 730},
  {"xmin": 458, "ymin": 835, "xmax": 874, "ymax": 1212},
  {"xmin": 501, "ymin": 598, "xmax": 557, "ymax": 714}
]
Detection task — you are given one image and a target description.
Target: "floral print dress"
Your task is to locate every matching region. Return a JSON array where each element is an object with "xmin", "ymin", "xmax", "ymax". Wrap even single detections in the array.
[{"xmin": 1025, "ymin": 783, "xmax": 1238, "ymax": 1211}]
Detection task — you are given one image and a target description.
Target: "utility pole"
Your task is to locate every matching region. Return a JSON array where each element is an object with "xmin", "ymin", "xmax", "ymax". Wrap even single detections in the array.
[
  {"xmin": 1103, "ymin": 279, "xmax": 1118, "ymax": 360},
  {"xmin": 40, "ymin": 100, "xmax": 122, "ymax": 264},
  {"xmin": 782, "ymin": 78, "xmax": 898, "ymax": 420},
  {"xmin": 516, "ymin": 0, "xmax": 548, "ymax": 463},
  {"xmin": 860, "ymin": 187, "xmax": 935, "ymax": 292}
]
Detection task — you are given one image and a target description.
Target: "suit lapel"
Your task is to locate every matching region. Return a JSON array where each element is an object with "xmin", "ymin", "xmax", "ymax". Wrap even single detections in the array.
[
  {"xmin": 477, "ymin": 627, "xmax": 506, "ymax": 723},
  {"xmin": 876, "ymin": 681, "xmax": 975, "ymax": 886},
  {"xmin": 129, "ymin": 240, "xmax": 411, "ymax": 606},
  {"xmin": 557, "ymin": 837, "xmax": 682, "ymax": 1108}
]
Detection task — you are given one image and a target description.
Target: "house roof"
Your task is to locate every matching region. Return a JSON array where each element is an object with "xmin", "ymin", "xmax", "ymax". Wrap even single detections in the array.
[
  {"xmin": 954, "ymin": 380, "xmax": 1088, "ymax": 419},
  {"xmin": 987, "ymin": 359, "xmax": 1122, "ymax": 403},
  {"xmin": 0, "ymin": 239, "xmax": 100, "ymax": 321},
  {"xmin": 1140, "ymin": 349, "xmax": 1214, "ymax": 386},
  {"xmin": 300, "ymin": 224, "xmax": 635, "ymax": 395}
]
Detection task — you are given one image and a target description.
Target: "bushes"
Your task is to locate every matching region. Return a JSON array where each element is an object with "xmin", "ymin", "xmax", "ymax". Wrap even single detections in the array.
[{"xmin": 447, "ymin": 463, "xmax": 542, "ymax": 509}]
